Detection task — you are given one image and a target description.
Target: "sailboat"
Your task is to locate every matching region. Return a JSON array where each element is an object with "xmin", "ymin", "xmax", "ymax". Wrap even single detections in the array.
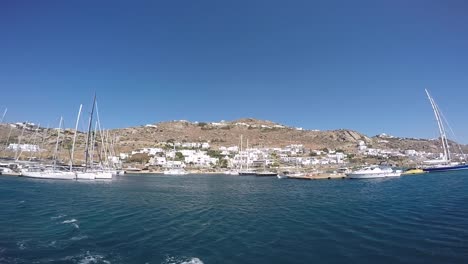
[
  {"xmin": 75, "ymin": 95, "xmax": 112, "ymax": 180},
  {"xmin": 422, "ymin": 89, "xmax": 468, "ymax": 172},
  {"xmin": 239, "ymin": 137, "xmax": 256, "ymax": 176},
  {"xmin": 21, "ymin": 117, "xmax": 76, "ymax": 180}
]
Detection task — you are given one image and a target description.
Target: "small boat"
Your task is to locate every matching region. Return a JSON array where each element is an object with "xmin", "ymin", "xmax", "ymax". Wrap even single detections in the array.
[
  {"xmin": 346, "ymin": 166, "xmax": 401, "ymax": 179},
  {"xmin": 277, "ymin": 174, "xmax": 288, "ymax": 179},
  {"xmin": 402, "ymin": 168, "xmax": 426, "ymax": 175}
]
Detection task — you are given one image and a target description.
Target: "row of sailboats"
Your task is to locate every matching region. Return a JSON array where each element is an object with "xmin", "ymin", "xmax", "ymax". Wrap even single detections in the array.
[{"xmin": 20, "ymin": 95, "xmax": 121, "ymax": 180}]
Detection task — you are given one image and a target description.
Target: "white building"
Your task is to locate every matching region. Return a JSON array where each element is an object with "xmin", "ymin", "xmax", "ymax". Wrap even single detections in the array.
[
  {"xmin": 149, "ymin": 157, "xmax": 167, "ymax": 166},
  {"xmin": 7, "ymin": 144, "xmax": 40, "ymax": 152},
  {"xmin": 405, "ymin": 150, "xmax": 417, "ymax": 156},
  {"xmin": 131, "ymin": 148, "xmax": 164, "ymax": 156},
  {"xmin": 184, "ymin": 151, "xmax": 218, "ymax": 167}
]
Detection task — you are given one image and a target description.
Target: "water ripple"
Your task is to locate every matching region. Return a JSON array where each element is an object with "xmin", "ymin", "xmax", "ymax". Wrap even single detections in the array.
[{"xmin": 1, "ymin": 173, "xmax": 468, "ymax": 263}]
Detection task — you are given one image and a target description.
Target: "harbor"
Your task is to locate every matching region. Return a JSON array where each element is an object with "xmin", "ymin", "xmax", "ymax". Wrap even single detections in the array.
[{"xmin": 2, "ymin": 2, "xmax": 468, "ymax": 263}]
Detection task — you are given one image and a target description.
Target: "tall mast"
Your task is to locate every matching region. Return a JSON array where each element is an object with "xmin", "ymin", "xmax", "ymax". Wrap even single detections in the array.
[
  {"xmin": 70, "ymin": 104, "xmax": 82, "ymax": 171},
  {"xmin": 0, "ymin": 108, "xmax": 7, "ymax": 123},
  {"xmin": 240, "ymin": 134, "xmax": 243, "ymax": 170},
  {"xmin": 53, "ymin": 117, "xmax": 63, "ymax": 171},
  {"xmin": 246, "ymin": 138, "xmax": 249, "ymax": 170},
  {"xmin": 29, "ymin": 124, "xmax": 40, "ymax": 161},
  {"xmin": 15, "ymin": 122, "xmax": 27, "ymax": 161},
  {"xmin": 84, "ymin": 94, "xmax": 97, "ymax": 172},
  {"xmin": 434, "ymin": 102, "xmax": 451, "ymax": 160},
  {"xmin": 95, "ymin": 101, "xmax": 108, "ymax": 168},
  {"xmin": 91, "ymin": 120, "xmax": 98, "ymax": 168},
  {"xmin": 425, "ymin": 89, "xmax": 449, "ymax": 161},
  {"xmin": 1, "ymin": 126, "xmax": 13, "ymax": 156}
]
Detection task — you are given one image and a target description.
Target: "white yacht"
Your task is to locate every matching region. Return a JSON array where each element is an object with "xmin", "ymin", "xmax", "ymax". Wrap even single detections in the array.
[
  {"xmin": 21, "ymin": 167, "xmax": 76, "ymax": 180},
  {"xmin": 95, "ymin": 171, "xmax": 113, "ymax": 179},
  {"xmin": 346, "ymin": 166, "xmax": 401, "ymax": 179},
  {"xmin": 76, "ymin": 171, "xmax": 96, "ymax": 180},
  {"xmin": 76, "ymin": 170, "xmax": 113, "ymax": 180}
]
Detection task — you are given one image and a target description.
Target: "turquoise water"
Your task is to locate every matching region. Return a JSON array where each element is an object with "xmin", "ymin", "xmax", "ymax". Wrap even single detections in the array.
[{"xmin": 0, "ymin": 173, "xmax": 467, "ymax": 264}]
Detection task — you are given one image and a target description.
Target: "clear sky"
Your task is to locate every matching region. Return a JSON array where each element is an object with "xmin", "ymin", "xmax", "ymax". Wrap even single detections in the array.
[{"xmin": 1, "ymin": 1, "xmax": 468, "ymax": 141}]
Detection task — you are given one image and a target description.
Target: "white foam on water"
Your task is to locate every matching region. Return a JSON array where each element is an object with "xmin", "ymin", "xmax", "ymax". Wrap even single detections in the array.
[
  {"xmin": 62, "ymin": 219, "xmax": 77, "ymax": 224},
  {"xmin": 72, "ymin": 223, "xmax": 80, "ymax": 229},
  {"xmin": 163, "ymin": 256, "xmax": 203, "ymax": 264},
  {"xmin": 73, "ymin": 251, "xmax": 110, "ymax": 264},
  {"xmin": 181, "ymin": 258, "xmax": 203, "ymax": 264},
  {"xmin": 51, "ymin": 214, "xmax": 67, "ymax": 220},
  {"xmin": 71, "ymin": 235, "xmax": 88, "ymax": 241},
  {"xmin": 16, "ymin": 241, "xmax": 26, "ymax": 250}
]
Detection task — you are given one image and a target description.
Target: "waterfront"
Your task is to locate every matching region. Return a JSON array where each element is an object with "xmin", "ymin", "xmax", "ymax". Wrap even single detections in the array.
[{"xmin": 0, "ymin": 173, "xmax": 467, "ymax": 264}]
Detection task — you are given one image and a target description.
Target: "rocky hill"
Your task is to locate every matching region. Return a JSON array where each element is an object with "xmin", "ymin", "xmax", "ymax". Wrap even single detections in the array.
[
  {"xmin": 112, "ymin": 118, "xmax": 370, "ymax": 153},
  {"xmin": 0, "ymin": 119, "xmax": 465, "ymax": 162}
]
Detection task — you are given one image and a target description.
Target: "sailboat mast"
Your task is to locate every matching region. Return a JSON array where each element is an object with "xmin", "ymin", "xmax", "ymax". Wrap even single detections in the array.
[
  {"xmin": 240, "ymin": 134, "xmax": 243, "ymax": 170},
  {"xmin": 70, "ymin": 104, "xmax": 82, "ymax": 171},
  {"xmin": 0, "ymin": 108, "xmax": 7, "ymax": 123},
  {"xmin": 84, "ymin": 94, "xmax": 97, "ymax": 172},
  {"xmin": 53, "ymin": 117, "xmax": 63, "ymax": 171},
  {"xmin": 425, "ymin": 89, "xmax": 449, "ymax": 161},
  {"xmin": 15, "ymin": 122, "xmax": 27, "ymax": 161},
  {"xmin": 246, "ymin": 138, "xmax": 249, "ymax": 170},
  {"xmin": 95, "ymin": 102, "xmax": 108, "ymax": 168},
  {"xmin": 29, "ymin": 124, "xmax": 40, "ymax": 161},
  {"xmin": 433, "ymin": 102, "xmax": 451, "ymax": 161}
]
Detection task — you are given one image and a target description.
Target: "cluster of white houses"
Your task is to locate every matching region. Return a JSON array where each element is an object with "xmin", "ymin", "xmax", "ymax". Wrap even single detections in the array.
[
  {"xmin": 5, "ymin": 139, "xmax": 461, "ymax": 167},
  {"xmin": 123, "ymin": 142, "xmax": 349, "ymax": 169}
]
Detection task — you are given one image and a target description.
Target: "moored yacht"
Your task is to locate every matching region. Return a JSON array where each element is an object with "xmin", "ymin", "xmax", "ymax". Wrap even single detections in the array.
[
  {"xmin": 346, "ymin": 166, "xmax": 401, "ymax": 179},
  {"xmin": 21, "ymin": 167, "xmax": 76, "ymax": 180},
  {"xmin": 76, "ymin": 171, "xmax": 96, "ymax": 180},
  {"xmin": 422, "ymin": 89, "xmax": 468, "ymax": 172}
]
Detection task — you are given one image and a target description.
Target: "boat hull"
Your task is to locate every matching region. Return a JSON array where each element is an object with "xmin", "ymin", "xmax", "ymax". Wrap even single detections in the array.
[
  {"xmin": 95, "ymin": 172, "xmax": 113, "ymax": 179},
  {"xmin": 256, "ymin": 172, "xmax": 278, "ymax": 177},
  {"xmin": 346, "ymin": 172, "xmax": 401, "ymax": 179},
  {"xmin": 22, "ymin": 171, "xmax": 76, "ymax": 180},
  {"xmin": 423, "ymin": 164, "xmax": 468, "ymax": 172},
  {"xmin": 76, "ymin": 172, "xmax": 96, "ymax": 180},
  {"xmin": 239, "ymin": 172, "xmax": 256, "ymax": 176}
]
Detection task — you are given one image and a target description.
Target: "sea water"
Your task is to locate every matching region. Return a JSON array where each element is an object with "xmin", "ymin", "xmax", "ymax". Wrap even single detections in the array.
[{"xmin": 0, "ymin": 172, "xmax": 467, "ymax": 263}]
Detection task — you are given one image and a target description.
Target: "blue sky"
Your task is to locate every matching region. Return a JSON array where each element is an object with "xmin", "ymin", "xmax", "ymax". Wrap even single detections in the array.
[{"xmin": 1, "ymin": 1, "xmax": 468, "ymax": 141}]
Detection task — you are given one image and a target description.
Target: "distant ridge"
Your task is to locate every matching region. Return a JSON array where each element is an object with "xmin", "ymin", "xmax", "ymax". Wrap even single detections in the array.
[{"xmin": 0, "ymin": 118, "xmax": 464, "ymax": 160}]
